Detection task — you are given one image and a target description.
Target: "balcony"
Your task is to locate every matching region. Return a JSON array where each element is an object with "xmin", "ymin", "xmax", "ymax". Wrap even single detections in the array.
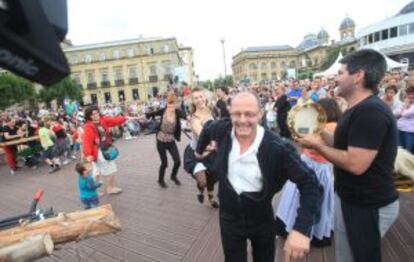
[
  {"xmin": 164, "ymin": 74, "xmax": 173, "ymax": 81},
  {"xmin": 100, "ymin": 81, "xmax": 111, "ymax": 88},
  {"xmin": 129, "ymin": 78, "xmax": 139, "ymax": 85},
  {"xmin": 115, "ymin": 79, "xmax": 125, "ymax": 87},
  {"xmin": 149, "ymin": 75, "xmax": 158, "ymax": 83},
  {"xmin": 87, "ymin": 82, "xmax": 97, "ymax": 89}
]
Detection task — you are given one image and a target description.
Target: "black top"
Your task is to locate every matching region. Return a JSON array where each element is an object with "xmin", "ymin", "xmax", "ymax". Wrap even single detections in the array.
[
  {"xmin": 216, "ymin": 98, "xmax": 230, "ymax": 119},
  {"xmin": 334, "ymin": 95, "xmax": 399, "ymax": 207},
  {"xmin": 274, "ymin": 94, "xmax": 291, "ymax": 115},
  {"xmin": 196, "ymin": 119, "xmax": 323, "ymax": 237},
  {"xmin": 3, "ymin": 125, "xmax": 19, "ymax": 140}
]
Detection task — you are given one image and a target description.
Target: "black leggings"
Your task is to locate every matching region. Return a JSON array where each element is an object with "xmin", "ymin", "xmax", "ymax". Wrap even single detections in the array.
[
  {"xmin": 156, "ymin": 140, "xmax": 181, "ymax": 182},
  {"xmin": 196, "ymin": 171, "xmax": 216, "ymax": 193}
]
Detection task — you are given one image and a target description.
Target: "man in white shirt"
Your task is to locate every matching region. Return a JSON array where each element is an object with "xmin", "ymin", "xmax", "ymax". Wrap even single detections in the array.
[{"xmin": 195, "ymin": 92, "xmax": 322, "ymax": 262}]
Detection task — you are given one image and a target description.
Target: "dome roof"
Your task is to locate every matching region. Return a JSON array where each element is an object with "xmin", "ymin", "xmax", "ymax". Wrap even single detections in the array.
[
  {"xmin": 398, "ymin": 1, "xmax": 414, "ymax": 16},
  {"xmin": 317, "ymin": 28, "xmax": 329, "ymax": 39},
  {"xmin": 297, "ymin": 34, "xmax": 321, "ymax": 50},
  {"xmin": 340, "ymin": 17, "xmax": 355, "ymax": 30}
]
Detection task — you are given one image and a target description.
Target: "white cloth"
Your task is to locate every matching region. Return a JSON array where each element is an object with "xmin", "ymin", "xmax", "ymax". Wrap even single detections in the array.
[
  {"xmin": 92, "ymin": 150, "xmax": 118, "ymax": 177},
  {"xmin": 228, "ymin": 125, "xmax": 265, "ymax": 195}
]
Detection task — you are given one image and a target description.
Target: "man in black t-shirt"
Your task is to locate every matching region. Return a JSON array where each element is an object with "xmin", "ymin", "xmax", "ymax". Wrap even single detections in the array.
[
  {"xmin": 215, "ymin": 86, "xmax": 231, "ymax": 119},
  {"xmin": 298, "ymin": 49, "xmax": 399, "ymax": 262}
]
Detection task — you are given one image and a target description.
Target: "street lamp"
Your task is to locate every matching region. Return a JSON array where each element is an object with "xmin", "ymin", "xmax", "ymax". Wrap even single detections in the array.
[{"xmin": 220, "ymin": 38, "xmax": 227, "ymax": 78}]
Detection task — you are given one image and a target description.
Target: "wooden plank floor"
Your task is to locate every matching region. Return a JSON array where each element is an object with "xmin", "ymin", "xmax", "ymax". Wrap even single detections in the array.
[{"xmin": 0, "ymin": 135, "xmax": 413, "ymax": 262}]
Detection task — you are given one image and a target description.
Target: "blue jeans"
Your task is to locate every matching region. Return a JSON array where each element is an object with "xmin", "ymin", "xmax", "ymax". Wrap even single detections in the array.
[
  {"xmin": 335, "ymin": 194, "xmax": 399, "ymax": 262},
  {"xmin": 398, "ymin": 130, "xmax": 414, "ymax": 154},
  {"xmin": 81, "ymin": 197, "xmax": 99, "ymax": 209}
]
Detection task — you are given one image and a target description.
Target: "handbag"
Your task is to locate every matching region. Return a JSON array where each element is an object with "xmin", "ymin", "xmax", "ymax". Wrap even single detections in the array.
[
  {"xmin": 96, "ymin": 124, "xmax": 119, "ymax": 161},
  {"xmin": 100, "ymin": 144, "xmax": 119, "ymax": 161}
]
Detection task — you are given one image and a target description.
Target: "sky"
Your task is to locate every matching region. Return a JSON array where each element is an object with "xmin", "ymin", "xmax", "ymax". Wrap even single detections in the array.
[{"xmin": 67, "ymin": 0, "xmax": 411, "ymax": 80}]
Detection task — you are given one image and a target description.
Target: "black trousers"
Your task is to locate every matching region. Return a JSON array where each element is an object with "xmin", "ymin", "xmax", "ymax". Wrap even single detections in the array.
[
  {"xmin": 277, "ymin": 113, "xmax": 291, "ymax": 139},
  {"xmin": 156, "ymin": 140, "xmax": 181, "ymax": 182},
  {"xmin": 220, "ymin": 218, "xmax": 276, "ymax": 262}
]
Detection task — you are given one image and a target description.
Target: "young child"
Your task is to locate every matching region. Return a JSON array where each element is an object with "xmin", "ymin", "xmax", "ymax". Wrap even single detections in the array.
[
  {"xmin": 38, "ymin": 120, "xmax": 61, "ymax": 173},
  {"xmin": 76, "ymin": 160, "xmax": 102, "ymax": 209}
]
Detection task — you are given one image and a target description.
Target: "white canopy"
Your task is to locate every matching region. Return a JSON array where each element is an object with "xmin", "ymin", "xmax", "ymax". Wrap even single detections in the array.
[
  {"xmin": 314, "ymin": 50, "xmax": 409, "ymax": 78},
  {"xmin": 313, "ymin": 53, "xmax": 343, "ymax": 77},
  {"xmin": 385, "ymin": 55, "xmax": 409, "ymax": 71}
]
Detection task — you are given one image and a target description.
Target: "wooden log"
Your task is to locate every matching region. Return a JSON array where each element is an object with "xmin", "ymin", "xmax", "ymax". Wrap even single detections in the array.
[
  {"xmin": 0, "ymin": 204, "xmax": 121, "ymax": 248},
  {"xmin": 0, "ymin": 233, "xmax": 53, "ymax": 262}
]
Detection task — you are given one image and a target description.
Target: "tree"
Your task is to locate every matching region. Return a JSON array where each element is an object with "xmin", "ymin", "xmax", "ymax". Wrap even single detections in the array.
[
  {"xmin": 320, "ymin": 47, "xmax": 341, "ymax": 71},
  {"xmin": 38, "ymin": 77, "xmax": 83, "ymax": 107},
  {"xmin": 0, "ymin": 74, "xmax": 36, "ymax": 110}
]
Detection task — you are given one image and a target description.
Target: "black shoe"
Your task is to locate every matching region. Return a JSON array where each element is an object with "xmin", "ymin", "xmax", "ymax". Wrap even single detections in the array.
[
  {"xmin": 171, "ymin": 177, "xmax": 181, "ymax": 186},
  {"xmin": 210, "ymin": 200, "xmax": 219, "ymax": 209},
  {"xmin": 197, "ymin": 194, "xmax": 204, "ymax": 204},
  {"xmin": 158, "ymin": 180, "xmax": 168, "ymax": 188}
]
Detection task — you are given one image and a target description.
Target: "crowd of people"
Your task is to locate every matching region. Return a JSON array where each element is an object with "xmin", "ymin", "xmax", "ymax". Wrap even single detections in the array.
[{"xmin": 1, "ymin": 48, "xmax": 413, "ymax": 262}]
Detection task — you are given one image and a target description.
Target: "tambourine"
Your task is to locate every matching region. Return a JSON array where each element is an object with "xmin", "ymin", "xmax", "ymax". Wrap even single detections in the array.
[{"xmin": 287, "ymin": 102, "xmax": 327, "ymax": 139}]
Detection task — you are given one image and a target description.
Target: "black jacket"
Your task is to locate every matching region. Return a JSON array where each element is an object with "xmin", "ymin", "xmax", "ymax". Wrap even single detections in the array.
[
  {"xmin": 146, "ymin": 108, "xmax": 186, "ymax": 141},
  {"xmin": 196, "ymin": 119, "xmax": 323, "ymax": 237}
]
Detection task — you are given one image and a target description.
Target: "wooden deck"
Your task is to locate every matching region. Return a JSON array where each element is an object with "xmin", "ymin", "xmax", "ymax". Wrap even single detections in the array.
[{"xmin": 0, "ymin": 135, "xmax": 413, "ymax": 262}]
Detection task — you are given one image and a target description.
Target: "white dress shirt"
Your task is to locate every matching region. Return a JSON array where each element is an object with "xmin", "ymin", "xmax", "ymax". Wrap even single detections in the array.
[{"xmin": 228, "ymin": 125, "xmax": 265, "ymax": 195}]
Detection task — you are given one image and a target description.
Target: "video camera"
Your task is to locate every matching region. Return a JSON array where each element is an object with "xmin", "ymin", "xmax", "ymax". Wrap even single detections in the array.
[{"xmin": 0, "ymin": 0, "xmax": 69, "ymax": 85}]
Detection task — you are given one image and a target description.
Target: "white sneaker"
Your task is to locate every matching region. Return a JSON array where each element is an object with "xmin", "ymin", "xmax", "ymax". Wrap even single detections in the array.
[{"xmin": 62, "ymin": 159, "xmax": 70, "ymax": 165}]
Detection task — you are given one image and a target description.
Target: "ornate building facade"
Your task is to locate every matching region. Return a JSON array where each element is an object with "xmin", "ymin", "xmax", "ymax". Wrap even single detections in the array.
[
  {"xmin": 232, "ymin": 17, "xmax": 358, "ymax": 83},
  {"xmin": 63, "ymin": 37, "xmax": 195, "ymax": 105}
]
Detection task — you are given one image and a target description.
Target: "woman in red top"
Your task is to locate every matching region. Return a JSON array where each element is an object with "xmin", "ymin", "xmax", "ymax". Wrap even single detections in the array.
[{"xmin": 83, "ymin": 105, "xmax": 127, "ymax": 195}]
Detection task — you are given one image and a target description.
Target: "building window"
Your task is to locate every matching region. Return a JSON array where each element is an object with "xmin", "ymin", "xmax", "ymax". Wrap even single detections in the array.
[
  {"xmin": 104, "ymin": 92, "xmax": 111, "ymax": 103},
  {"xmin": 271, "ymin": 72, "xmax": 277, "ymax": 80},
  {"xmin": 128, "ymin": 65, "xmax": 138, "ymax": 79},
  {"xmin": 368, "ymin": 34, "xmax": 373, "ymax": 44},
  {"xmin": 118, "ymin": 90, "xmax": 125, "ymax": 102},
  {"xmin": 72, "ymin": 73, "xmax": 81, "ymax": 85},
  {"xmin": 86, "ymin": 71, "xmax": 95, "ymax": 83},
  {"xmin": 99, "ymin": 53, "xmax": 106, "ymax": 61},
  {"xmin": 390, "ymin": 27, "xmax": 398, "ymax": 38},
  {"xmin": 374, "ymin": 32, "xmax": 380, "ymax": 42},
  {"xmin": 281, "ymin": 61, "xmax": 286, "ymax": 68},
  {"xmin": 163, "ymin": 45, "xmax": 170, "ymax": 53},
  {"xmin": 91, "ymin": 94, "xmax": 98, "ymax": 105},
  {"xmin": 409, "ymin": 23, "xmax": 414, "ymax": 34},
  {"xmin": 381, "ymin": 29, "xmax": 388, "ymax": 40},
  {"xmin": 113, "ymin": 67, "xmax": 123, "ymax": 81},
  {"xmin": 84, "ymin": 55, "xmax": 92, "ymax": 63},
  {"xmin": 271, "ymin": 62, "xmax": 277, "ymax": 69},
  {"xmin": 149, "ymin": 64, "xmax": 157, "ymax": 75},
  {"xmin": 261, "ymin": 62, "xmax": 267, "ymax": 70},
  {"xmin": 70, "ymin": 56, "xmax": 78, "ymax": 65},
  {"xmin": 101, "ymin": 68, "xmax": 109, "ymax": 82},
  {"xmin": 132, "ymin": 88, "xmax": 139, "ymax": 100},
  {"xmin": 113, "ymin": 50, "xmax": 121, "ymax": 60},
  {"xmin": 289, "ymin": 61, "xmax": 296, "ymax": 68},
  {"xmin": 249, "ymin": 63, "xmax": 257, "ymax": 70},
  {"xmin": 399, "ymin": 25, "xmax": 408, "ymax": 36},
  {"xmin": 149, "ymin": 47, "xmax": 154, "ymax": 55},
  {"xmin": 127, "ymin": 49, "xmax": 134, "ymax": 58}
]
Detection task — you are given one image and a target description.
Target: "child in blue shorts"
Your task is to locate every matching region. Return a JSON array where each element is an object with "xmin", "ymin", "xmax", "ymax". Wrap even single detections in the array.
[{"xmin": 76, "ymin": 160, "xmax": 102, "ymax": 209}]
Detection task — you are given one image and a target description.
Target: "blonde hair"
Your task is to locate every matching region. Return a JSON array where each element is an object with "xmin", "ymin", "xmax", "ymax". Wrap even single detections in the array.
[{"xmin": 190, "ymin": 87, "xmax": 211, "ymax": 114}]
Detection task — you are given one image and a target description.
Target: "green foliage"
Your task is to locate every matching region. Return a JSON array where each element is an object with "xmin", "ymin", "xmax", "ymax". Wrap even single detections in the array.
[
  {"xmin": 320, "ymin": 47, "xmax": 341, "ymax": 71},
  {"xmin": 213, "ymin": 75, "xmax": 233, "ymax": 88},
  {"xmin": 38, "ymin": 77, "xmax": 83, "ymax": 107},
  {"xmin": 0, "ymin": 73, "xmax": 36, "ymax": 109},
  {"xmin": 298, "ymin": 69, "xmax": 314, "ymax": 80}
]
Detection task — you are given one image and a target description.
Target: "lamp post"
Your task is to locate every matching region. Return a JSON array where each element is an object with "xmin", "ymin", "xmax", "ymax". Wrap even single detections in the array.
[{"xmin": 220, "ymin": 38, "xmax": 227, "ymax": 78}]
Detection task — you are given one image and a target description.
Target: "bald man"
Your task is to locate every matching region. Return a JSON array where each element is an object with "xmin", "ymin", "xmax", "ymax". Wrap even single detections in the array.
[{"xmin": 195, "ymin": 92, "xmax": 322, "ymax": 262}]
